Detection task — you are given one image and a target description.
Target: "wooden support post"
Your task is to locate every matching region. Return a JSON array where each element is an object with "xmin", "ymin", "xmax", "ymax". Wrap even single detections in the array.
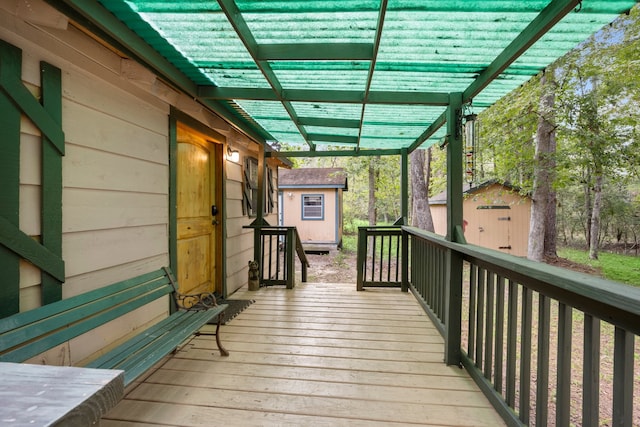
[
  {"xmin": 356, "ymin": 227, "xmax": 366, "ymax": 291},
  {"xmin": 400, "ymin": 148, "xmax": 408, "ymax": 225},
  {"xmin": 285, "ymin": 227, "xmax": 295, "ymax": 289},
  {"xmin": 40, "ymin": 61, "xmax": 63, "ymax": 305},
  {"xmin": 0, "ymin": 41, "xmax": 22, "ymax": 316},
  {"xmin": 444, "ymin": 92, "xmax": 463, "ymax": 366},
  {"xmin": 252, "ymin": 145, "xmax": 267, "ymax": 281}
]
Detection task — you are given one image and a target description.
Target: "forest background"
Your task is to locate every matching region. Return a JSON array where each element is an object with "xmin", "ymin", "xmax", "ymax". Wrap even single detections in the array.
[{"xmin": 283, "ymin": 6, "xmax": 640, "ymax": 283}]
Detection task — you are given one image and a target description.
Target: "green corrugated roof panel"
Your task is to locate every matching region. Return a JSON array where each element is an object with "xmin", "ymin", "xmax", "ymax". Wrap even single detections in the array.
[{"xmin": 96, "ymin": 0, "xmax": 637, "ymax": 152}]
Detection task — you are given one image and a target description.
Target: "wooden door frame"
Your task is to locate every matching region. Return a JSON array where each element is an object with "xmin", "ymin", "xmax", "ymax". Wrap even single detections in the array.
[{"xmin": 169, "ymin": 108, "xmax": 226, "ymax": 299}]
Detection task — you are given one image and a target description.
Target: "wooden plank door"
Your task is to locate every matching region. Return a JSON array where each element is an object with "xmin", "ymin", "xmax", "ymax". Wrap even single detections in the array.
[
  {"xmin": 176, "ymin": 123, "xmax": 222, "ymax": 295},
  {"xmin": 476, "ymin": 206, "xmax": 512, "ymax": 254}
]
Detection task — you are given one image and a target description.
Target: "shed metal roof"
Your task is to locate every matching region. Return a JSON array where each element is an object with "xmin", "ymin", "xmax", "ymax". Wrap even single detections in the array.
[{"xmin": 79, "ymin": 0, "xmax": 636, "ymax": 152}]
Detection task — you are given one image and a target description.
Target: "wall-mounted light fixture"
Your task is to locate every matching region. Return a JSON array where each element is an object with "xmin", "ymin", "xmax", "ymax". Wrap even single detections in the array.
[{"xmin": 226, "ymin": 145, "xmax": 240, "ymax": 163}]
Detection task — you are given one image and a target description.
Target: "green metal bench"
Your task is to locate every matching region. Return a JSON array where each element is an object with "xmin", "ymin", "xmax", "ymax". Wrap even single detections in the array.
[{"xmin": 0, "ymin": 266, "xmax": 228, "ymax": 386}]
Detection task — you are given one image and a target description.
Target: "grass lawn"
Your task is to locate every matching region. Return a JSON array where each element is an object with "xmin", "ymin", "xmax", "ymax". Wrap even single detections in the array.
[{"xmin": 558, "ymin": 247, "xmax": 640, "ymax": 287}]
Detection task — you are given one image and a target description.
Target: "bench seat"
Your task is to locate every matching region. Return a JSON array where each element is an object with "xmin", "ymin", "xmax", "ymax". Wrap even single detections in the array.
[{"xmin": 0, "ymin": 267, "xmax": 228, "ymax": 387}]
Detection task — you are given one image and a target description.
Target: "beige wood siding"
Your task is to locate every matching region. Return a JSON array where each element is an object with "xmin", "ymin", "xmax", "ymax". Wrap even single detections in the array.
[
  {"xmin": 430, "ymin": 183, "xmax": 531, "ymax": 257},
  {"xmin": 1, "ymin": 2, "xmax": 273, "ymax": 365}
]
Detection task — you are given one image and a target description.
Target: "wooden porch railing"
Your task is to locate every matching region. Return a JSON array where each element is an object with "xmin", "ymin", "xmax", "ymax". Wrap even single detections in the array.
[
  {"xmin": 255, "ymin": 226, "xmax": 309, "ymax": 289},
  {"xmin": 356, "ymin": 226, "xmax": 408, "ymax": 291},
  {"xmin": 404, "ymin": 226, "xmax": 640, "ymax": 427}
]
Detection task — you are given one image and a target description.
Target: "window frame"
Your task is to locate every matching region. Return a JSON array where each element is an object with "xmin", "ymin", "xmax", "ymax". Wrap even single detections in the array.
[{"xmin": 301, "ymin": 193, "xmax": 324, "ymax": 220}]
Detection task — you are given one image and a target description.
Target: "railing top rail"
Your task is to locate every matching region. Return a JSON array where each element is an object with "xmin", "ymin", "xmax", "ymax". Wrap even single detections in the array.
[
  {"xmin": 403, "ymin": 225, "xmax": 640, "ymax": 335},
  {"xmin": 243, "ymin": 225, "xmax": 298, "ymax": 230},
  {"xmin": 292, "ymin": 227, "xmax": 310, "ymax": 267},
  {"xmin": 358, "ymin": 225, "xmax": 402, "ymax": 230}
]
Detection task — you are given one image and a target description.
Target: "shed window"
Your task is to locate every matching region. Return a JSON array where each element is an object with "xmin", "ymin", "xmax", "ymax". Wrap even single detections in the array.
[{"xmin": 302, "ymin": 194, "xmax": 324, "ymax": 220}]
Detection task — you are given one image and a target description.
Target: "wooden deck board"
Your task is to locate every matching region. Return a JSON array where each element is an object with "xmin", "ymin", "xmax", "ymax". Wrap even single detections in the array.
[{"xmin": 104, "ymin": 282, "xmax": 505, "ymax": 426}]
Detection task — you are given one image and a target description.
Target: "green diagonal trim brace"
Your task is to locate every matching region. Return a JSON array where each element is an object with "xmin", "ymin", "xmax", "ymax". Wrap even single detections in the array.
[
  {"xmin": 0, "ymin": 79, "xmax": 65, "ymax": 155},
  {"xmin": 0, "ymin": 215, "xmax": 65, "ymax": 282}
]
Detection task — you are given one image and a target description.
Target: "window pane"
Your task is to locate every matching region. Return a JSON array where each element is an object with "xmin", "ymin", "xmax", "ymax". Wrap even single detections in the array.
[{"xmin": 302, "ymin": 194, "xmax": 323, "ymax": 219}]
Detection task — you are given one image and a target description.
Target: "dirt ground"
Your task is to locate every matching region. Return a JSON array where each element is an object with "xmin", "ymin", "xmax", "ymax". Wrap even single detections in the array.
[
  {"xmin": 298, "ymin": 249, "xmax": 603, "ymax": 285},
  {"xmin": 296, "ymin": 250, "xmax": 358, "ymax": 284}
]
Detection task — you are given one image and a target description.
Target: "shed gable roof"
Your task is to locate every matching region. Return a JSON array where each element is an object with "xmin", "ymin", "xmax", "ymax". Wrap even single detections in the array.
[
  {"xmin": 279, "ymin": 168, "xmax": 348, "ymax": 190},
  {"xmin": 430, "ymin": 179, "xmax": 526, "ymax": 205}
]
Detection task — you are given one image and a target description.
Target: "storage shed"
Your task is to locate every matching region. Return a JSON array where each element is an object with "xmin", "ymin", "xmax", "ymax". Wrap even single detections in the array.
[
  {"xmin": 279, "ymin": 168, "xmax": 348, "ymax": 252},
  {"xmin": 430, "ymin": 180, "xmax": 531, "ymax": 257}
]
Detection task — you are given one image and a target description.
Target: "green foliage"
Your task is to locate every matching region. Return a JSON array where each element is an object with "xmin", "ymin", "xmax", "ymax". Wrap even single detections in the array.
[
  {"xmin": 558, "ymin": 247, "xmax": 640, "ymax": 287},
  {"xmin": 340, "ymin": 234, "xmax": 358, "ymax": 253},
  {"xmin": 344, "ymin": 218, "xmax": 369, "ymax": 235},
  {"xmin": 477, "ymin": 75, "xmax": 540, "ymax": 191},
  {"xmin": 477, "ymin": 5, "xmax": 640, "ymax": 249}
]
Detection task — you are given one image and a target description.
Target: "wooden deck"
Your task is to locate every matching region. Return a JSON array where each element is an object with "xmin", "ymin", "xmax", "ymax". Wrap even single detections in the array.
[{"xmin": 102, "ymin": 282, "xmax": 505, "ymax": 426}]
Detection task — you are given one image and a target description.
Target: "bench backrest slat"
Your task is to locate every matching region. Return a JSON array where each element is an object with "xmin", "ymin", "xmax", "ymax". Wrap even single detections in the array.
[
  {"xmin": 0, "ymin": 268, "xmax": 174, "ymax": 362},
  {"xmin": 0, "ymin": 269, "xmax": 167, "ymax": 335}
]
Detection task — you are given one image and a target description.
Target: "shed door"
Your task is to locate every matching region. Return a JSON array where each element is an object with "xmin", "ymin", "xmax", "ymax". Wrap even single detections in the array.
[
  {"xmin": 477, "ymin": 205, "xmax": 512, "ymax": 254},
  {"xmin": 176, "ymin": 123, "xmax": 223, "ymax": 295}
]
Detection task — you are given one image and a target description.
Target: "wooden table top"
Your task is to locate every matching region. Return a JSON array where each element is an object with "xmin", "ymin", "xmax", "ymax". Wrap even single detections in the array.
[{"xmin": 0, "ymin": 362, "xmax": 124, "ymax": 426}]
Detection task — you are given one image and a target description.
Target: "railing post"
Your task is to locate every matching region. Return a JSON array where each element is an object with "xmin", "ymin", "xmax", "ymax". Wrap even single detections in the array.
[
  {"xmin": 444, "ymin": 93, "xmax": 463, "ymax": 366},
  {"xmin": 285, "ymin": 227, "xmax": 295, "ymax": 289},
  {"xmin": 356, "ymin": 227, "xmax": 366, "ymax": 291},
  {"xmin": 401, "ymin": 228, "xmax": 409, "ymax": 292}
]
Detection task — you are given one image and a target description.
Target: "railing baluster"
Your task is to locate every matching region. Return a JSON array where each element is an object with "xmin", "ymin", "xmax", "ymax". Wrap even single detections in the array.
[
  {"xmin": 275, "ymin": 232, "xmax": 282, "ymax": 280},
  {"xmin": 394, "ymin": 234, "xmax": 400, "ymax": 282},
  {"xmin": 556, "ymin": 302, "xmax": 573, "ymax": 427},
  {"xmin": 536, "ymin": 294, "xmax": 551, "ymax": 427},
  {"xmin": 475, "ymin": 268, "xmax": 485, "ymax": 369},
  {"xmin": 371, "ymin": 233, "xmax": 377, "ymax": 283},
  {"xmin": 519, "ymin": 287, "xmax": 532, "ymax": 425},
  {"xmin": 612, "ymin": 327, "xmax": 634, "ymax": 427},
  {"xmin": 484, "ymin": 271, "xmax": 495, "ymax": 381},
  {"xmin": 386, "ymin": 235, "xmax": 392, "ymax": 282},
  {"xmin": 582, "ymin": 314, "xmax": 600, "ymax": 427},
  {"xmin": 494, "ymin": 275, "xmax": 505, "ymax": 395},
  {"xmin": 468, "ymin": 264, "xmax": 477, "ymax": 358},
  {"xmin": 268, "ymin": 233, "xmax": 274, "ymax": 280},
  {"xmin": 506, "ymin": 279, "xmax": 518, "ymax": 408}
]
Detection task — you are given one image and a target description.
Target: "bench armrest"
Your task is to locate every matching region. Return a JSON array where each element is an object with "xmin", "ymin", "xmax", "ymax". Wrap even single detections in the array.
[
  {"xmin": 174, "ymin": 291, "xmax": 219, "ymax": 311},
  {"xmin": 161, "ymin": 267, "xmax": 221, "ymax": 311}
]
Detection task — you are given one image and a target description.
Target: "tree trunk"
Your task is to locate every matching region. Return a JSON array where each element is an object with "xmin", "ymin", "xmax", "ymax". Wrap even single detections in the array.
[
  {"xmin": 410, "ymin": 148, "xmax": 434, "ymax": 232},
  {"xmin": 584, "ymin": 169, "xmax": 592, "ymax": 248},
  {"xmin": 544, "ymin": 125, "xmax": 558, "ymax": 259},
  {"xmin": 368, "ymin": 157, "xmax": 378, "ymax": 226},
  {"xmin": 589, "ymin": 174, "xmax": 603, "ymax": 259},
  {"xmin": 527, "ymin": 70, "xmax": 556, "ymax": 262}
]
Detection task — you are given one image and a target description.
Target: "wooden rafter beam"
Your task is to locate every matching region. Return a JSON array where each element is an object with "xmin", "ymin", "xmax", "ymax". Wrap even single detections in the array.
[
  {"xmin": 198, "ymin": 86, "xmax": 450, "ymax": 105},
  {"xmin": 217, "ymin": 0, "xmax": 315, "ymax": 150}
]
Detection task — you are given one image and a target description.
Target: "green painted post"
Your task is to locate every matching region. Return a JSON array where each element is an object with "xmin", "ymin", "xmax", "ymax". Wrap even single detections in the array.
[
  {"xmin": 356, "ymin": 227, "xmax": 366, "ymax": 291},
  {"xmin": 40, "ymin": 61, "xmax": 64, "ymax": 305},
  {"xmin": 400, "ymin": 148, "xmax": 408, "ymax": 225},
  {"xmin": 400, "ymin": 148, "xmax": 409, "ymax": 292},
  {"xmin": 0, "ymin": 41, "xmax": 22, "ymax": 316},
  {"xmin": 168, "ymin": 112, "xmax": 178, "ymax": 313},
  {"xmin": 444, "ymin": 92, "xmax": 464, "ymax": 366},
  {"xmin": 286, "ymin": 227, "xmax": 295, "ymax": 289},
  {"xmin": 253, "ymin": 147, "xmax": 266, "ymax": 279}
]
